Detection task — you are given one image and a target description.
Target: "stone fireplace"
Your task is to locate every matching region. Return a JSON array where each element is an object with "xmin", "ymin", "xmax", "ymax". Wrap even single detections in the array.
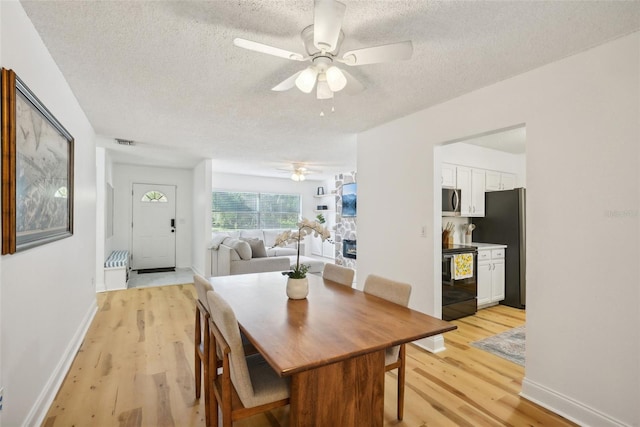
[{"xmin": 335, "ymin": 171, "xmax": 357, "ymax": 270}]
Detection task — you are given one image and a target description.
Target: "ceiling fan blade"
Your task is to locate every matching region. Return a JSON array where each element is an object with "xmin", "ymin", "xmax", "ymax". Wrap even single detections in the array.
[
  {"xmin": 341, "ymin": 41, "xmax": 413, "ymax": 66},
  {"xmin": 233, "ymin": 38, "xmax": 305, "ymax": 61},
  {"xmin": 340, "ymin": 69, "xmax": 365, "ymax": 95},
  {"xmin": 272, "ymin": 71, "xmax": 303, "ymax": 92},
  {"xmin": 313, "ymin": 0, "xmax": 346, "ymax": 52}
]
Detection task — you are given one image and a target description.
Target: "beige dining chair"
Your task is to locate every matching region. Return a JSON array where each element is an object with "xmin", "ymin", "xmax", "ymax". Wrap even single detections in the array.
[
  {"xmin": 206, "ymin": 290, "xmax": 290, "ymax": 427},
  {"xmin": 322, "ymin": 263, "xmax": 355, "ymax": 287},
  {"xmin": 194, "ymin": 275, "xmax": 214, "ymax": 425},
  {"xmin": 363, "ymin": 274, "xmax": 412, "ymax": 421}
]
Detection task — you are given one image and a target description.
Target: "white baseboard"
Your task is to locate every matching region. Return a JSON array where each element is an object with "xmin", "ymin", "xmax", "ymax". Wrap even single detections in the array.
[
  {"xmin": 23, "ymin": 300, "xmax": 98, "ymax": 427},
  {"xmin": 414, "ymin": 334, "xmax": 447, "ymax": 353},
  {"xmin": 521, "ymin": 377, "xmax": 630, "ymax": 427}
]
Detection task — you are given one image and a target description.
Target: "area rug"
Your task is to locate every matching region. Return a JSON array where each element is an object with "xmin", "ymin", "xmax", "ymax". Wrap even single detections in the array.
[{"xmin": 471, "ymin": 325, "xmax": 526, "ymax": 366}]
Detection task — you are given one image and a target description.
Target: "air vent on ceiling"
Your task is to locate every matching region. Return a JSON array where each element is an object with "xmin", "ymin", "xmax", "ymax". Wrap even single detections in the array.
[{"xmin": 115, "ymin": 138, "xmax": 134, "ymax": 146}]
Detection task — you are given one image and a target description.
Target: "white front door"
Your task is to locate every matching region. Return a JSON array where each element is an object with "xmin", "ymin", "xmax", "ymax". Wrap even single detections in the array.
[{"xmin": 131, "ymin": 183, "xmax": 177, "ymax": 270}]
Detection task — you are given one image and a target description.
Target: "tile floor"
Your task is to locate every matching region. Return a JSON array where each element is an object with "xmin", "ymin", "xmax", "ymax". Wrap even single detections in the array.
[{"xmin": 128, "ymin": 267, "xmax": 195, "ymax": 289}]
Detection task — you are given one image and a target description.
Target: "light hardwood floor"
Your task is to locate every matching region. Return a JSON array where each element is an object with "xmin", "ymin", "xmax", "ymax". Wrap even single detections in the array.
[{"xmin": 43, "ymin": 284, "xmax": 577, "ymax": 427}]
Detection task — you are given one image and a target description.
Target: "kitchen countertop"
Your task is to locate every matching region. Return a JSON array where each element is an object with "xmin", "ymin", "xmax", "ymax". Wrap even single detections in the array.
[{"xmin": 470, "ymin": 242, "xmax": 507, "ymax": 249}]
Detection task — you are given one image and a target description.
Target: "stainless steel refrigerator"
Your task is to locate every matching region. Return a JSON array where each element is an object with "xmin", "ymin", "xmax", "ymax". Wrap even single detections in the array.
[{"xmin": 472, "ymin": 188, "xmax": 526, "ymax": 309}]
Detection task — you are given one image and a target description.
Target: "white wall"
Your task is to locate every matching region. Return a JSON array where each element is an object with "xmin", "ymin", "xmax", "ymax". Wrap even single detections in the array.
[
  {"xmin": 358, "ymin": 32, "xmax": 639, "ymax": 426},
  {"xmin": 112, "ymin": 164, "xmax": 193, "ymax": 269},
  {"xmin": 104, "ymin": 149, "xmax": 115, "ymax": 254},
  {"xmin": 94, "ymin": 143, "xmax": 116, "ymax": 291},
  {"xmin": 192, "ymin": 159, "xmax": 212, "ymax": 276},
  {"xmin": 0, "ymin": 2, "xmax": 98, "ymax": 425},
  {"xmin": 95, "ymin": 147, "xmax": 106, "ymax": 290}
]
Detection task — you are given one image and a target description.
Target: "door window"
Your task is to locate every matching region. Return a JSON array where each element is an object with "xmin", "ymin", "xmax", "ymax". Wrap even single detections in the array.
[{"xmin": 141, "ymin": 190, "xmax": 168, "ymax": 203}]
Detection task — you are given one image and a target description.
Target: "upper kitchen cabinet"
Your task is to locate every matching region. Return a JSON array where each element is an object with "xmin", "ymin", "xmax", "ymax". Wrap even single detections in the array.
[
  {"xmin": 441, "ymin": 163, "xmax": 457, "ymax": 188},
  {"xmin": 457, "ymin": 166, "xmax": 485, "ymax": 217},
  {"xmin": 486, "ymin": 171, "xmax": 516, "ymax": 191}
]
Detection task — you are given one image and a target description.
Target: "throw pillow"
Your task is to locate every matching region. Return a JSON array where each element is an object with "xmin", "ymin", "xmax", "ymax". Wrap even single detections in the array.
[
  {"xmin": 241, "ymin": 238, "xmax": 267, "ymax": 258},
  {"xmin": 223, "ymin": 237, "xmax": 252, "ymax": 260}
]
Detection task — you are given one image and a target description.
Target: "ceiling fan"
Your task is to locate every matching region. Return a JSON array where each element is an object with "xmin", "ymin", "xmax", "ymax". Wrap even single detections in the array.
[
  {"xmin": 277, "ymin": 163, "xmax": 322, "ymax": 181},
  {"xmin": 233, "ymin": 0, "xmax": 413, "ymax": 100}
]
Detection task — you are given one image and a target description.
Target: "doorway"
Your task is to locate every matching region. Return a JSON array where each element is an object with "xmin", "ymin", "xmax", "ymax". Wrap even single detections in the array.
[
  {"xmin": 436, "ymin": 125, "xmax": 527, "ymax": 311},
  {"xmin": 131, "ymin": 183, "xmax": 177, "ymax": 270}
]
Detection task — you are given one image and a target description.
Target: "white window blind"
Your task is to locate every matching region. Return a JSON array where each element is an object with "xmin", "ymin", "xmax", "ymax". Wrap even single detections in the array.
[{"xmin": 212, "ymin": 191, "xmax": 300, "ymax": 230}]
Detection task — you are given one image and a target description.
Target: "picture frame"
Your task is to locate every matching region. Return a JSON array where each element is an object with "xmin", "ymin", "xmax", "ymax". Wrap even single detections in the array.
[
  {"xmin": 1, "ymin": 68, "xmax": 74, "ymax": 254},
  {"xmin": 342, "ymin": 182, "xmax": 357, "ymax": 217}
]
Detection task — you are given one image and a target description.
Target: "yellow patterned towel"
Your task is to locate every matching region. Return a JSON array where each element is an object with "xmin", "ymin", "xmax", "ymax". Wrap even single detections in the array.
[{"xmin": 452, "ymin": 253, "xmax": 474, "ymax": 279}]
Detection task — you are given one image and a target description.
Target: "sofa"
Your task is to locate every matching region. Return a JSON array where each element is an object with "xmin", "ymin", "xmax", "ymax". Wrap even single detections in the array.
[{"xmin": 209, "ymin": 229, "xmax": 326, "ymax": 277}]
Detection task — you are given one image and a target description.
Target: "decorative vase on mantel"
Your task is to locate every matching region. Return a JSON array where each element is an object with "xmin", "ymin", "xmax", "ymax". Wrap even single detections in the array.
[{"xmin": 286, "ymin": 277, "xmax": 309, "ymax": 300}]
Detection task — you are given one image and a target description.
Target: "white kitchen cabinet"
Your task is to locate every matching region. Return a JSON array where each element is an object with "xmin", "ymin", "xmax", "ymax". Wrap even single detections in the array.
[
  {"xmin": 485, "ymin": 171, "xmax": 516, "ymax": 191},
  {"xmin": 491, "ymin": 258, "xmax": 505, "ymax": 302},
  {"xmin": 441, "ymin": 163, "xmax": 457, "ymax": 188},
  {"xmin": 477, "ymin": 260, "xmax": 492, "ymax": 306},
  {"xmin": 476, "ymin": 246, "xmax": 506, "ymax": 308},
  {"xmin": 456, "ymin": 166, "xmax": 485, "ymax": 217},
  {"xmin": 471, "ymin": 169, "xmax": 486, "ymax": 216}
]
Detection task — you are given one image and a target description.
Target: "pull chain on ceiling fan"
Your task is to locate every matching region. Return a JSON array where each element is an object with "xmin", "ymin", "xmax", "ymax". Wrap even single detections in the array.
[{"xmin": 233, "ymin": 0, "xmax": 413, "ymax": 100}]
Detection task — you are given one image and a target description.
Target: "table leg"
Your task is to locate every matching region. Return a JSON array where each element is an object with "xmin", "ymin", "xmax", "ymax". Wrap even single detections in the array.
[{"xmin": 289, "ymin": 350, "xmax": 385, "ymax": 427}]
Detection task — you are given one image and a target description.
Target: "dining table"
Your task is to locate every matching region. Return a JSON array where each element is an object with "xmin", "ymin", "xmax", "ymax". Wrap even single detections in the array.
[{"xmin": 208, "ymin": 271, "xmax": 457, "ymax": 426}]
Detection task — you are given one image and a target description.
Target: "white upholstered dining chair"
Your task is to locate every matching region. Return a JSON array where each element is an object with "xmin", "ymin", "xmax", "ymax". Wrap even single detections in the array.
[
  {"xmin": 363, "ymin": 274, "xmax": 412, "ymax": 421},
  {"xmin": 322, "ymin": 263, "xmax": 355, "ymax": 287},
  {"xmin": 206, "ymin": 290, "xmax": 290, "ymax": 427}
]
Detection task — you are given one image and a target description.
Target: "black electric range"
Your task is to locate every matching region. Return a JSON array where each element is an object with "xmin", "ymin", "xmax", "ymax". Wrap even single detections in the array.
[
  {"xmin": 442, "ymin": 244, "xmax": 478, "ymax": 321},
  {"xmin": 442, "ymin": 244, "xmax": 478, "ymax": 254}
]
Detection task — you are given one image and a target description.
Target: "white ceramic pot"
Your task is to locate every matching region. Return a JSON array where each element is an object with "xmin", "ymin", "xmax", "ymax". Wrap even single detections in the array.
[{"xmin": 286, "ymin": 277, "xmax": 309, "ymax": 300}]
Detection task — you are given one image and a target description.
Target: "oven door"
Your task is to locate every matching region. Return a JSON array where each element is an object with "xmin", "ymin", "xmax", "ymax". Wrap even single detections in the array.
[{"xmin": 442, "ymin": 252, "xmax": 477, "ymax": 320}]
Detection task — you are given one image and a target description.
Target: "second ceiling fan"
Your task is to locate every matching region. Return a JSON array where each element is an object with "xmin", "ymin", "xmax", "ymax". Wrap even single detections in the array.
[{"xmin": 233, "ymin": 0, "xmax": 413, "ymax": 100}]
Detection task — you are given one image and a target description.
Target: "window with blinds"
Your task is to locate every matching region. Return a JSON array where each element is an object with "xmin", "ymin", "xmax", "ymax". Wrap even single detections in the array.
[{"xmin": 212, "ymin": 191, "xmax": 300, "ymax": 230}]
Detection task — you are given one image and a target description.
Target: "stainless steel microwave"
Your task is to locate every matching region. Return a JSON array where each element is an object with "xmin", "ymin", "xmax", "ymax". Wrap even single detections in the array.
[{"xmin": 442, "ymin": 188, "xmax": 461, "ymax": 216}]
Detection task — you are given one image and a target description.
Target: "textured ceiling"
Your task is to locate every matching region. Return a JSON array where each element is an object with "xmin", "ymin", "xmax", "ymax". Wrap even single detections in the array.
[{"xmin": 19, "ymin": 0, "xmax": 640, "ymax": 179}]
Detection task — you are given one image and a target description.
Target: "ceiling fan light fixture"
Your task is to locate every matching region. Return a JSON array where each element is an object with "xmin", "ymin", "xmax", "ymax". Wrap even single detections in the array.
[
  {"xmin": 326, "ymin": 66, "xmax": 347, "ymax": 92},
  {"xmin": 291, "ymin": 171, "xmax": 306, "ymax": 181},
  {"xmin": 316, "ymin": 79, "xmax": 334, "ymax": 99},
  {"xmin": 295, "ymin": 66, "xmax": 319, "ymax": 93}
]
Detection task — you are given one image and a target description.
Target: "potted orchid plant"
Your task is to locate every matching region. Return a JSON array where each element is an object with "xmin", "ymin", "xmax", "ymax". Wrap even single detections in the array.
[
  {"xmin": 275, "ymin": 218, "xmax": 331, "ymax": 299},
  {"xmin": 275, "ymin": 218, "xmax": 332, "ymax": 279}
]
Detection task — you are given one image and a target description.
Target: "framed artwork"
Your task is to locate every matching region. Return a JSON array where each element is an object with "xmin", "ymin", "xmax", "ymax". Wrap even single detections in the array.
[
  {"xmin": 1, "ymin": 68, "xmax": 74, "ymax": 254},
  {"xmin": 342, "ymin": 182, "xmax": 357, "ymax": 217}
]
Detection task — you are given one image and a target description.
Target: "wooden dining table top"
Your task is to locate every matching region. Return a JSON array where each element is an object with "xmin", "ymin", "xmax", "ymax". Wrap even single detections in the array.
[{"xmin": 209, "ymin": 271, "xmax": 457, "ymax": 377}]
